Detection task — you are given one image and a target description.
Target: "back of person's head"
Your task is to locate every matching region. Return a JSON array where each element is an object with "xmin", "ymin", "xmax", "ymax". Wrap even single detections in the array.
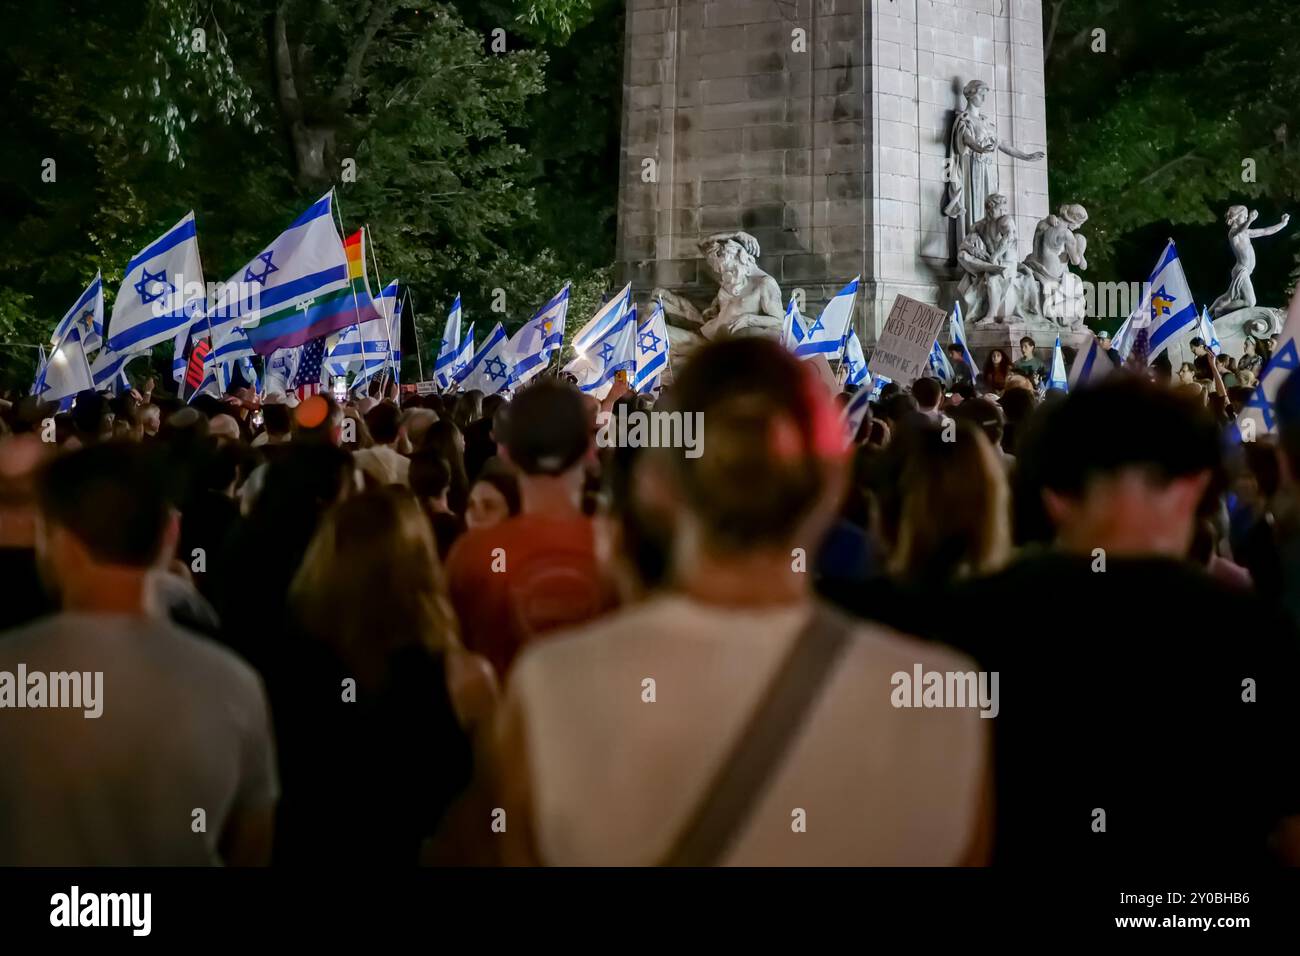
[
  {"xmin": 70, "ymin": 390, "xmax": 107, "ymax": 440},
  {"xmin": 1019, "ymin": 377, "xmax": 1220, "ymax": 552},
  {"xmin": 911, "ymin": 376, "xmax": 943, "ymax": 411},
  {"xmin": 878, "ymin": 381, "xmax": 902, "ymax": 402},
  {"xmin": 401, "ymin": 408, "xmax": 438, "ymax": 448},
  {"xmin": 877, "ymin": 391, "xmax": 919, "ymax": 425},
  {"xmin": 663, "ymin": 338, "xmax": 845, "ymax": 554},
  {"xmin": 495, "ymin": 380, "xmax": 590, "ymax": 477},
  {"xmin": 262, "ymin": 402, "xmax": 292, "ymax": 437},
  {"xmin": 452, "ymin": 390, "xmax": 484, "ymax": 429},
  {"xmin": 365, "ymin": 401, "xmax": 402, "ymax": 445},
  {"xmin": 37, "ymin": 443, "xmax": 170, "ymax": 569},
  {"xmin": 889, "ymin": 420, "xmax": 1010, "ymax": 583},
  {"xmin": 950, "ymin": 397, "xmax": 1006, "ymax": 448},
  {"xmin": 409, "ymin": 452, "xmax": 452, "ymax": 500},
  {"xmin": 293, "ymin": 394, "xmax": 343, "ymax": 445},
  {"xmin": 290, "ymin": 487, "xmax": 457, "ymax": 685}
]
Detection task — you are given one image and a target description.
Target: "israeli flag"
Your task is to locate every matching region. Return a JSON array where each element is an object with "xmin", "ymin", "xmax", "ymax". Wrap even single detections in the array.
[
  {"xmin": 510, "ymin": 284, "xmax": 571, "ymax": 386},
  {"xmin": 842, "ymin": 385, "xmax": 873, "ymax": 445},
  {"xmin": 949, "ymin": 302, "xmax": 978, "ymax": 381},
  {"xmin": 326, "ymin": 325, "xmax": 362, "ymax": 378},
  {"xmin": 454, "ymin": 322, "xmax": 513, "ymax": 395},
  {"xmin": 1047, "ymin": 335, "xmax": 1069, "ymax": 392},
  {"xmin": 1067, "ymin": 333, "xmax": 1113, "ymax": 390},
  {"xmin": 1138, "ymin": 240, "xmax": 1199, "ymax": 361},
  {"xmin": 33, "ymin": 326, "xmax": 94, "ymax": 410},
  {"xmin": 1111, "ymin": 311, "xmax": 1137, "ymax": 361},
  {"xmin": 842, "ymin": 327, "xmax": 868, "ymax": 387},
  {"xmin": 1197, "ymin": 306, "xmax": 1221, "ymax": 356},
  {"xmin": 52, "ymin": 273, "xmax": 104, "ymax": 354},
  {"xmin": 1236, "ymin": 285, "xmax": 1300, "ymax": 440},
  {"xmin": 30, "ymin": 347, "xmax": 48, "ymax": 396},
  {"xmin": 433, "ymin": 294, "xmax": 463, "ymax": 390},
  {"xmin": 381, "ymin": 283, "xmax": 402, "ymax": 385},
  {"xmin": 781, "ymin": 298, "xmax": 806, "ymax": 351},
  {"xmin": 206, "ymin": 191, "xmax": 350, "ymax": 343},
  {"xmin": 107, "ymin": 212, "xmax": 206, "ymax": 355},
  {"xmin": 566, "ymin": 301, "xmax": 637, "ymax": 397},
  {"xmin": 188, "ymin": 348, "xmax": 222, "ymax": 404},
  {"xmin": 264, "ymin": 347, "xmax": 300, "ymax": 396},
  {"xmin": 350, "ymin": 281, "xmax": 398, "ymax": 392},
  {"xmin": 212, "ymin": 326, "xmax": 257, "ymax": 392},
  {"xmin": 928, "ymin": 339, "xmax": 953, "ymax": 384},
  {"xmin": 632, "ymin": 298, "xmax": 670, "ymax": 393},
  {"xmin": 794, "ymin": 276, "xmax": 859, "ymax": 360},
  {"xmin": 448, "ymin": 323, "xmax": 475, "ymax": 386},
  {"xmin": 572, "ymin": 284, "xmax": 632, "ymax": 355}
]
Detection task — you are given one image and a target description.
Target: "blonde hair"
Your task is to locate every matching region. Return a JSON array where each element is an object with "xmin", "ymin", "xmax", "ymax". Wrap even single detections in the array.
[
  {"xmin": 890, "ymin": 422, "xmax": 1010, "ymax": 582},
  {"xmin": 290, "ymin": 486, "xmax": 459, "ymax": 685}
]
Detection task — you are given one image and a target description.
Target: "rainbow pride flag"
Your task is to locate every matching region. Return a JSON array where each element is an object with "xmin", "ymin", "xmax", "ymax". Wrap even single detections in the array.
[{"xmin": 245, "ymin": 226, "xmax": 381, "ymax": 356}]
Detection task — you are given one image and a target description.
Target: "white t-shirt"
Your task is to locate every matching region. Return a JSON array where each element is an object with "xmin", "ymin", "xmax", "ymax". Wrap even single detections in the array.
[
  {"xmin": 0, "ymin": 612, "xmax": 277, "ymax": 865},
  {"xmin": 509, "ymin": 595, "xmax": 987, "ymax": 866}
]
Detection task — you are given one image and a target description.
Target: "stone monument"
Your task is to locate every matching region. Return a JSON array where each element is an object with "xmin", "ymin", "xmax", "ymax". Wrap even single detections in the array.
[{"xmin": 616, "ymin": 0, "xmax": 1052, "ymax": 354}]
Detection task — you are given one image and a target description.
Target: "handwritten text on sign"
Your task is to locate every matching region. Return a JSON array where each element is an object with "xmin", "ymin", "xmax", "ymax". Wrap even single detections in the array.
[{"xmin": 867, "ymin": 295, "xmax": 947, "ymax": 383}]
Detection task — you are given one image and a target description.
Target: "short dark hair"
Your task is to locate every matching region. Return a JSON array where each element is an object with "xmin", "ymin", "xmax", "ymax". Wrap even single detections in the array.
[
  {"xmin": 262, "ymin": 403, "xmax": 291, "ymax": 436},
  {"xmin": 911, "ymin": 376, "xmax": 944, "ymax": 409},
  {"xmin": 38, "ymin": 443, "xmax": 170, "ymax": 566},
  {"xmin": 1022, "ymin": 377, "xmax": 1220, "ymax": 498},
  {"xmin": 409, "ymin": 453, "xmax": 452, "ymax": 499},
  {"xmin": 365, "ymin": 401, "xmax": 402, "ymax": 444},
  {"xmin": 1019, "ymin": 336, "xmax": 1036, "ymax": 349},
  {"xmin": 1190, "ymin": 337, "xmax": 1206, "ymax": 349},
  {"xmin": 496, "ymin": 381, "xmax": 590, "ymax": 476}
]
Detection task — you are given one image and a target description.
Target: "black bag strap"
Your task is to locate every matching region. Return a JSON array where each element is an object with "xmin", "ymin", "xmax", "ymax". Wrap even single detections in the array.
[{"xmin": 660, "ymin": 602, "xmax": 854, "ymax": 867}]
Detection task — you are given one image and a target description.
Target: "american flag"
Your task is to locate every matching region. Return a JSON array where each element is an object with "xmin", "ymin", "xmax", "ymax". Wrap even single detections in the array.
[{"xmin": 291, "ymin": 336, "xmax": 327, "ymax": 399}]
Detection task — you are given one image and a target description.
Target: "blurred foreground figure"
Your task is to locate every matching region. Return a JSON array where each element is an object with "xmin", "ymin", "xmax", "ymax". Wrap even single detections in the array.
[
  {"xmin": 477, "ymin": 339, "xmax": 989, "ymax": 866},
  {"xmin": 943, "ymin": 379, "xmax": 1300, "ymax": 865},
  {"xmin": 0, "ymin": 444, "xmax": 277, "ymax": 865}
]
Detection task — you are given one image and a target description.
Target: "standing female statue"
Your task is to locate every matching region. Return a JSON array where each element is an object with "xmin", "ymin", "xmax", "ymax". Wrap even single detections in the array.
[{"xmin": 943, "ymin": 79, "xmax": 1045, "ymax": 253}]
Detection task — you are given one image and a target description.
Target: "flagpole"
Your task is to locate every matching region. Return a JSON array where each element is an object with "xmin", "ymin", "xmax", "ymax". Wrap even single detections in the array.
[
  {"xmin": 362, "ymin": 224, "xmax": 396, "ymax": 398},
  {"xmin": 332, "ymin": 191, "xmax": 369, "ymax": 400},
  {"xmin": 403, "ymin": 288, "xmax": 427, "ymax": 383}
]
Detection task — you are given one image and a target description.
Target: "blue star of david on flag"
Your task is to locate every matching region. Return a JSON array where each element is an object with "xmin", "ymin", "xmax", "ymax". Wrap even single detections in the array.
[
  {"xmin": 245, "ymin": 251, "xmax": 279, "ymax": 286},
  {"xmin": 638, "ymin": 328, "xmax": 662, "ymax": 356},
  {"xmin": 806, "ymin": 315, "xmax": 825, "ymax": 336},
  {"xmin": 134, "ymin": 265, "xmax": 175, "ymax": 305},
  {"xmin": 484, "ymin": 356, "xmax": 509, "ymax": 382},
  {"xmin": 598, "ymin": 340, "xmax": 616, "ymax": 366}
]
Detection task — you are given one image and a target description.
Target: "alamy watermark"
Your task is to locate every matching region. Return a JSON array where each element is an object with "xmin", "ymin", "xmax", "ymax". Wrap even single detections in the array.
[
  {"xmin": 595, "ymin": 406, "xmax": 704, "ymax": 458},
  {"xmin": 0, "ymin": 665, "xmax": 103, "ymax": 718},
  {"xmin": 891, "ymin": 664, "xmax": 999, "ymax": 719}
]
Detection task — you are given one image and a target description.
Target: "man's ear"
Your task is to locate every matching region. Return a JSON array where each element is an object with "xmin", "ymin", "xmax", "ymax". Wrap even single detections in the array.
[
  {"xmin": 1041, "ymin": 488, "xmax": 1080, "ymax": 531},
  {"xmin": 1168, "ymin": 470, "xmax": 1213, "ymax": 515}
]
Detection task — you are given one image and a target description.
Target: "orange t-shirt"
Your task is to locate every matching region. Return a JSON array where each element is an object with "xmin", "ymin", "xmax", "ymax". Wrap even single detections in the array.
[{"xmin": 445, "ymin": 513, "xmax": 616, "ymax": 679}]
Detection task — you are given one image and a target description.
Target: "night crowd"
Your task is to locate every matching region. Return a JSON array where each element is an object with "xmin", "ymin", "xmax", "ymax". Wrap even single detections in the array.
[{"xmin": 0, "ymin": 330, "xmax": 1298, "ymax": 867}]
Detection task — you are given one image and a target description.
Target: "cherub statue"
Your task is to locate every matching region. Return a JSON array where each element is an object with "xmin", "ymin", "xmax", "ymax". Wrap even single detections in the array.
[
  {"xmin": 957, "ymin": 194, "xmax": 1031, "ymax": 324},
  {"xmin": 1209, "ymin": 206, "xmax": 1290, "ymax": 318},
  {"xmin": 653, "ymin": 231, "xmax": 785, "ymax": 357}
]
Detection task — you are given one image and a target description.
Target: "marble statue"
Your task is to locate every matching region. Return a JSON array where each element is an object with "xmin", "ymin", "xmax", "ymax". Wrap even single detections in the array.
[
  {"xmin": 957, "ymin": 194, "xmax": 1033, "ymax": 324},
  {"xmin": 943, "ymin": 79, "xmax": 1046, "ymax": 254},
  {"xmin": 1020, "ymin": 203, "xmax": 1089, "ymax": 327},
  {"xmin": 653, "ymin": 231, "xmax": 785, "ymax": 357},
  {"xmin": 1208, "ymin": 206, "xmax": 1290, "ymax": 318}
]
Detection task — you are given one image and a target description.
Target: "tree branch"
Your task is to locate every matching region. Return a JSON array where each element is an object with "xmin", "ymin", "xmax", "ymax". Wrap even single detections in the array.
[
  {"xmin": 1133, "ymin": 151, "xmax": 1207, "ymax": 188},
  {"xmin": 332, "ymin": 1, "xmax": 394, "ymax": 107},
  {"xmin": 273, "ymin": 2, "xmax": 303, "ymax": 126}
]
